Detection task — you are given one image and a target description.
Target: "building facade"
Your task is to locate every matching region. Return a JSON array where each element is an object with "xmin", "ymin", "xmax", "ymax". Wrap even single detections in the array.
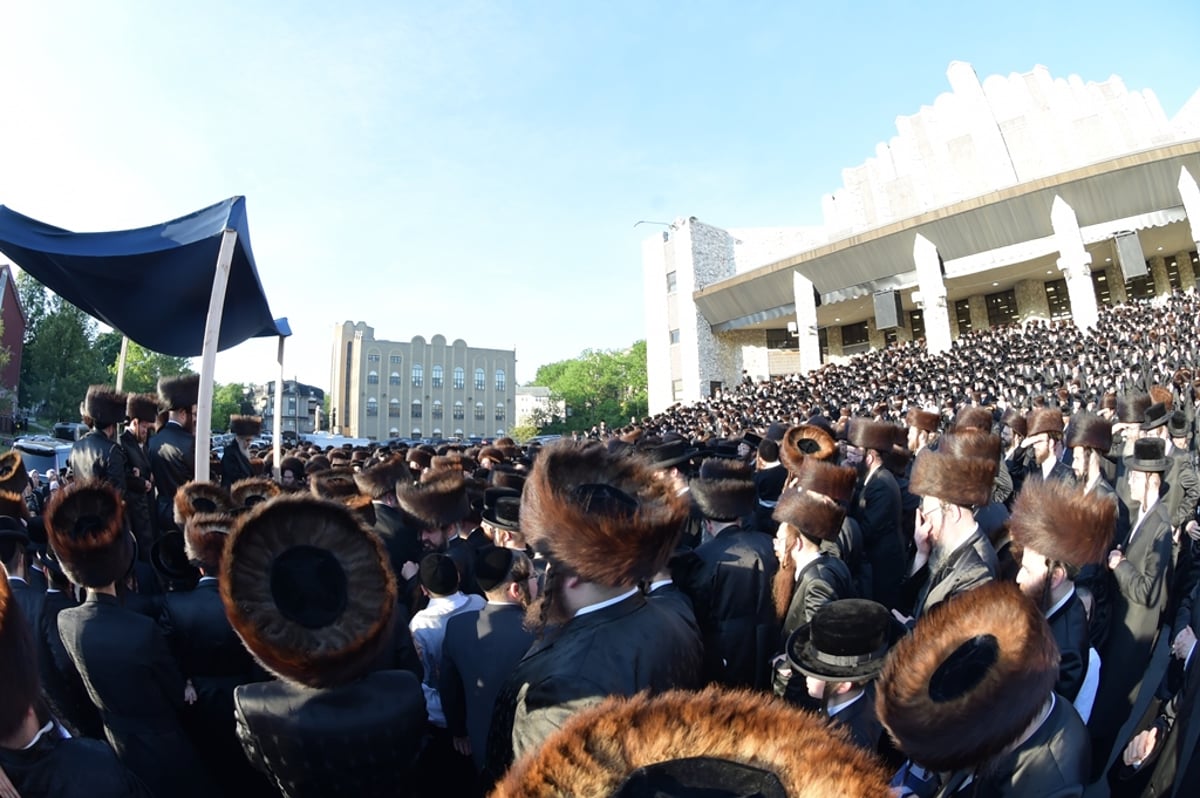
[
  {"xmin": 253, "ymin": 380, "xmax": 324, "ymax": 436},
  {"xmin": 644, "ymin": 63, "xmax": 1200, "ymax": 414},
  {"xmin": 329, "ymin": 322, "xmax": 516, "ymax": 440},
  {"xmin": 515, "ymin": 385, "xmax": 566, "ymax": 429}
]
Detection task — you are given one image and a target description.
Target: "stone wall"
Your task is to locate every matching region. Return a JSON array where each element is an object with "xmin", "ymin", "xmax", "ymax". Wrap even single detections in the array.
[{"xmin": 1015, "ymin": 279, "xmax": 1051, "ymax": 322}]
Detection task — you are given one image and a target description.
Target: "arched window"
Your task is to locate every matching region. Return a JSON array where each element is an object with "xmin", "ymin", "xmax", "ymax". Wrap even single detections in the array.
[
  {"xmin": 474, "ymin": 401, "xmax": 485, "ymax": 420},
  {"xmin": 495, "ymin": 369, "xmax": 506, "ymax": 391},
  {"xmin": 389, "ymin": 371, "xmax": 401, "ymax": 386},
  {"xmin": 412, "ymin": 428, "xmax": 421, "ymax": 437},
  {"xmin": 389, "ymin": 428, "xmax": 399, "ymax": 438},
  {"xmin": 495, "ymin": 403, "xmax": 505, "ymax": 421},
  {"xmin": 475, "ymin": 368, "xmax": 486, "ymax": 392},
  {"xmin": 432, "ymin": 428, "xmax": 442, "ymax": 437},
  {"xmin": 454, "ymin": 428, "xmax": 464, "ymax": 437},
  {"xmin": 411, "ymin": 399, "xmax": 422, "ymax": 418},
  {"xmin": 453, "ymin": 367, "xmax": 465, "ymax": 390},
  {"xmin": 388, "ymin": 398, "xmax": 400, "ymax": 417},
  {"xmin": 367, "ymin": 370, "xmax": 379, "ymax": 385},
  {"xmin": 366, "ymin": 397, "xmax": 378, "ymax": 416},
  {"xmin": 412, "ymin": 364, "xmax": 423, "ymax": 388},
  {"xmin": 432, "ymin": 400, "xmax": 443, "ymax": 419},
  {"xmin": 432, "ymin": 365, "xmax": 444, "ymax": 389},
  {"xmin": 453, "ymin": 401, "xmax": 464, "ymax": 419}
]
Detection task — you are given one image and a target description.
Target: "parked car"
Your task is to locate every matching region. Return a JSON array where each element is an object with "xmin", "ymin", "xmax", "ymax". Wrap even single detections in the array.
[
  {"xmin": 12, "ymin": 436, "xmax": 73, "ymax": 476},
  {"xmin": 52, "ymin": 422, "xmax": 89, "ymax": 442}
]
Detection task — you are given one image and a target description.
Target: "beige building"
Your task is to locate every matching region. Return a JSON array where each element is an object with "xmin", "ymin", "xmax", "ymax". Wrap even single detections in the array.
[
  {"xmin": 330, "ymin": 322, "xmax": 516, "ymax": 440},
  {"xmin": 644, "ymin": 62, "xmax": 1200, "ymax": 413}
]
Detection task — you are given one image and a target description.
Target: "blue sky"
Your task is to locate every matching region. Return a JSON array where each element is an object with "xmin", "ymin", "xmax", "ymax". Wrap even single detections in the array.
[{"xmin": 0, "ymin": 1, "xmax": 1196, "ymax": 388}]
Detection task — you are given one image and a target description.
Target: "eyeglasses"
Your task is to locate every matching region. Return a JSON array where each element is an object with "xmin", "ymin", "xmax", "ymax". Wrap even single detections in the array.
[{"xmin": 918, "ymin": 503, "xmax": 947, "ymax": 524}]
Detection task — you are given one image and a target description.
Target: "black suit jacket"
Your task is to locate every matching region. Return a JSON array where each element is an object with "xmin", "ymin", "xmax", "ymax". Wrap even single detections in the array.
[
  {"xmin": 440, "ymin": 602, "xmax": 533, "ymax": 771},
  {"xmin": 852, "ymin": 467, "xmax": 905, "ymax": 609},
  {"xmin": 120, "ymin": 429, "xmax": 156, "ymax": 550},
  {"xmin": 220, "ymin": 442, "xmax": 255, "ymax": 488},
  {"xmin": 57, "ymin": 593, "xmax": 214, "ymax": 798},
  {"xmin": 1047, "ymin": 590, "xmax": 1090, "ymax": 702},
  {"xmin": 37, "ymin": 588, "xmax": 103, "ymax": 738},
  {"xmin": 148, "ymin": 422, "xmax": 195, "ymax": 529},
  {"xmin": 69, "ymin": 430, "xmax": 127, "ymax": 491}
]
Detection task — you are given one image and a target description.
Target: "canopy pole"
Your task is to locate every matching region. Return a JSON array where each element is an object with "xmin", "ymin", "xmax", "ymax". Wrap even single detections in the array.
[
  {"xmin": 273, "ymin": 336, "xmax": 285, "ymax": 480},
  {"xmin": 193, "ymin": 229, "xmax": 238, "ymax": 483},
  {"xmin": 115, "ymin": 336, "xmax": 130, "ymax": 392}
]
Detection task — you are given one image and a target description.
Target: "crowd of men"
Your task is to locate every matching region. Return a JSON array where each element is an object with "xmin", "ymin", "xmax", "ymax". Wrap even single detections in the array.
[{"xmin": 4, "ymin": 290, "xmax": 1200, "ymax": 796}]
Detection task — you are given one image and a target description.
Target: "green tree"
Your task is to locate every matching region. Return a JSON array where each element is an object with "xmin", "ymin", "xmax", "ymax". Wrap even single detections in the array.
[
  {"xmin": 20, "ymin": 294, "xmax": 107, "ymax": 421},
  {"xmin": 531, "ymin": 340, "xmax": 648, "ymax": 433},
  {"xmin": 211, "ymin": 382, "xmax": 248, "ymax": 433},
  {"xmin": 106, "ymin": 340, "xmax": 193, "ymax": 395},
  {"xmin": 15, "ymin": 271, "xmax": 47, "ymax": 344}
]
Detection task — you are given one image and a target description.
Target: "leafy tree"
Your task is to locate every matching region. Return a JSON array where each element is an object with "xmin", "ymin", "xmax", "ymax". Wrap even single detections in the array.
[
  {"xmin": 507, "ymin": 421, "xmax": 540, "ymax": 443},
  {"xmin": 15, "ymin": 271, "xmax": 47, "ymax": 344},
  {"xmin": 212, "ymin": 382, "xmax": 249, "ymax": 433},
  {"xmin": 106, "ymin": 340, "xmax": 193, "ymax": 395},
  {"xmin": 20, "ymin": 294, "xmax": 107, "ymax": 421},
  {"xmin": 531, "ymin": 340, "xmax": 648, "ymax": 434}
]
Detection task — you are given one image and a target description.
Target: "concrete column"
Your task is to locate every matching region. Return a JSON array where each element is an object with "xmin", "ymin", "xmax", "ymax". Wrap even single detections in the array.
[
  {"xmin": 1148, "ymin": 255, "xmax": 1170, "ymax": 296},
  {"xmin": 895, "ymin": 319, "xmax": 914, "ymax": 343},
  {"xmin": 1177, "ymin": 250, "xmax": 1197, "ymax": 293},
  {"xmin": 1179, "ymin": 166, "xmax": 1200, "ymax": 252},
  {"xmin": 867, "ymin": 318, "xmax": 886, "ymax": 349},
  {"xmin": 826, "ymin": 325, "xmax": 844, "ymax": 358},
  {"xmin": 1105, "ymin": 261, "xmax": 1128, "ymax": 304},
  {"xmin": 913, "ymin": 234, "xmax": 952, "ymax": 354},
  {"xmin": 792, "ymin": 271, "xmax": 822, "ymax": 374},
  {"xmin": 1015, "ymin": 279, "xmax": 1051, "ymax": 323},
  {"xmin": 968, "ymin": 294, "xmax": 989, "ymax": 331},
  {"xmin": 1051, "ymin": 195, "xmax": 1099, "ymax": 331}
]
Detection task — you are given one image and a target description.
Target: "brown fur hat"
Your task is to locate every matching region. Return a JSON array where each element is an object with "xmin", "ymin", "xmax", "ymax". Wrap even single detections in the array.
[
  {"xmin": 937, "ymin": 431, "xmax": 1001, "ymax": 463},
  {"xmin": 184, "ymin": 512, "xmax": 234, "ymax": 571},
  {"xmin": 690, "ymin": 458, "xmax": 757, "ymax": 522},
  {"xmin": 1000, "ymin": 406, "xmax": 1027, "ymax": 437},
  {"xmin": 0, "ymin": 452, "xmax": 27, "ymax": 495},
  {"xmin": 909, "ymin": 449, "xmax": 996, "ymax": 508},
  {"xmin": 341, "ymin": 493, "xmax": 377, "ymax": 527},
  {"xmin": 1025, "ymin": 407, "xmax": 1064, "ymax": 438},
  {"xmin": 877, "ymin": 581, "xmax": 1058, "ymax": 772},
  {"xmin": 493, "ymin": 687, "xmax": 891, "ymax": 798},
  {"xmin": 231, "ymin": 477, "xmax": 281, "ymax": 511},
  {"xmin": 45, "ymin": 481, "xmax": 132, "ymax": 588},
  {"xmin": 1064, "ymin": 412, "xmax": 1112, "ymax": 452},
  {"xmin": 478, "ymin": 446, "xmax": 507, "ymax": 465},
  {"xmin": 279, "ymin": 456, "xmax": 305, "ymax": 480},
  {"xmin": 229, "ymin": 415, "xmax": 262, "ymax": 438},
  {"xmin": 951, "ymin": 406, "xmax": 993, "ymax": 433},
  {"xmin": 1116, "ymin": 392, "xmax": 1151, "ymax": 425},
  {"xmin": 309, "ymin": 468, "xmax": 361, "ymax": 501},
  {"xmin": 793, "ymin": 458, "xmax": 857, "ymax": 503},
  {"xmin": 0, "ymin": 490, "xmax": 28, "ymax": 522},
  {"xmin": 846, "ymin": 418, "xmax": 899, "ymax": 452},
  {"xmin": 489, "ymin": 464, "xmax": 527, "ymax": 492},
  {"xmin": 773, "ymin": 487, "xmax": 846, "ymax": 542},
  {"xmin": 1010, "ymin": 479, "xmax": 1114, "ymax": 568},
  {"xmin": 125, "ymin": 393, "xmax": 159, "ymax": 423},
  {"xmin": 905, "ymin": 407, "xmax": 940, "ymax": 433},
  {"xmin": 779, "ymin": 424, "xmax": 836, "ymax": 476},
  {"xmin": 522, "ymin": 440, "xmax": 687, "ymax": 585},
  {"xmin": 429, "ymin": 453, "xmax": 469, "ymax": 473},
  {"xmin": 396, "ymin": 469, "xmax": 470, "ymax": 529},
  {"xmin": 84, "ymin": 385, "xmax": 127, "ymax": 428},
  {"xmin": 1149, "ymin": 385, "xmax": 1174, "ymax": 412},
  {"xmin": 174, "ymin": 481, "xmax": 234, "ymax": 527},
  {"xmin": 0, "ymin": 570, "xmax": 39, "ymax": 740},
  {"xmin": 221, "ymin": 494, "xmax": 396, "ymax": 688},
  {"xmin": 157, "ymin": 373, "xmax": 200, "ymax": 411},
  {"xmin": 354, "ymin": 458, "xmax": 412, "ymax": 501}
]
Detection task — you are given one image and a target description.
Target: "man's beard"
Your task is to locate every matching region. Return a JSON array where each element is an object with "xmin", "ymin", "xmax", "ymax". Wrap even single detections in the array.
[
  {"xmin": 772, "ymin": 558, "xmax": 797, "ymax": 624},
  {"xmin": 1034, "ymin": 445, "xmax": 1052, "ymax": 466},
  {"xmin": 421, "ymin": 539, "xmax": 445, "ymax": 554},
  {"xmin": 1019, "ymin": 572, "xmax": 1053, "ymax": 613}
]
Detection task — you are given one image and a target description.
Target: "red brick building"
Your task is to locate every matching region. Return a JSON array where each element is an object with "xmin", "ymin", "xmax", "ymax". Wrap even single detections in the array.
[{"xmin": 0, "ymin": 265, "xmax": 26, "ymax": 413}]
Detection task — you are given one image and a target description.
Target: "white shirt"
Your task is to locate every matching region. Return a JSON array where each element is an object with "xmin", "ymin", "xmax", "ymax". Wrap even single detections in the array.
[
  {"xmin": 410, "ymin": 592, "xmax": 486, "ymax": 727},
  {"xmin": 575, "ymin": 587, "xmax": 640, "ymax": 618},
  {"xmin": 826, "ymin": 689, "xmax": 865, "ymax": 719}
]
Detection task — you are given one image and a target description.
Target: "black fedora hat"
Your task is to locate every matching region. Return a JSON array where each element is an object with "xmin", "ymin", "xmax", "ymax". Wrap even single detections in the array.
[
  {"xmin": 151, "ymin": 531, "xmax": 201, "ymax": 583},
  {"xmin": 786, "ymin": 599, "xmax": 897, "ymax": 682},
  {"xmin": 481, "ymin": 487, "xmax": 521, "ymax": 531},
  {"xmin": 1140, "ymin": 402, "xmax": 1170, "ymax": 431},
  {"xmin": 641, "ymin": 439, "xmax": 699, "ymax": 470},
  {"xmin": 1125, "ymin": 437, "xmax": 1168, "ymax": 473},
  {"xmin": 1168, "ymin": 410, "xmax": 1190, "ymax": 439}
]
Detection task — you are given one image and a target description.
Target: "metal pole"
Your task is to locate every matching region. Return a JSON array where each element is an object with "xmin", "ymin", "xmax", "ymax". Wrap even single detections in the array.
[
  {"xmin": 115, "ymin": 336, "xmax": 130, "ymax": 391},
  {"xmin": 273, "ymin": 336, "xmax": 285, "ymax": 481},
  {"xmin": 193, "ymin": 229, "xmax": 238, "ymax": 482}
]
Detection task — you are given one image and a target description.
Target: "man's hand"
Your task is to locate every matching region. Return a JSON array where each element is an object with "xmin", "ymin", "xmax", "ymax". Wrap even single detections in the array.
[
  {"xmin": 184, "ymin": 681, "xmax": 198, "ymax": 705},
  {"xmin": 452, "ymin": 736, "xmax": 472, "ymax": 757},
  {"xmin": 1173, "ymin": 626, "xmax": 1197, "ymax": 661},
  {"xmin": 892, "ymin": 609, "xmax": 914, "ymax": 626},
  {"xmin": 1123, "ymin": 727, "xmax": 1159, "ymax": 769},
  {"xmin": 1107, "ymin": 548, "xmax": 1125, "ymax": 571},
  {"xmin": 400, "ymin": 561, "xmax": 419, "ymax": 581}
]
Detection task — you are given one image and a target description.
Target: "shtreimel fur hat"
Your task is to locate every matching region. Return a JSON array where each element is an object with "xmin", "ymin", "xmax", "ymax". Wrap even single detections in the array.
[
  {"xmin": 877, "ymin": 582, "xmax": 1058, "ymax": 773},
  {"xmin": 1064, "ymin": 412, "xmax": 1112, "ymax": 453},
  {"xmin": 125, "ymin": 393, "xmax": 159, "ymax": 424},
  {"xmin": 773, "ymin": 487, "xmax": 845, "ymax": 542},
  {"xmin": 396, "ymin": 469, "xmax": 470, "ymax": 529},
  {"xmin": 0, "ymin": 451, "xmax": 27, "ymax": 495},
  {"xmin": 230, "ymin": 477, "xmax": 281, "ymax": 511},
  {"xmin": 779, "ymin": 424, "xmax": 836, "ymax": 476},
  {"xmin": 1009, "ymin": 479, "xmax": 1113, "ymax": 568},
  {"xmin": 846, "ymin": 418, "xmax": 898, "ymax": 452},
  {"xmin": 0, "ymin": 570, "xmax": 39, "ymax": 740},
  {"xmin": 84, "ymin": 385, "xmax": 127, "ymax": 428},
  {"xmin": 230, "ymin": 415, "xmax": 263, "ymax": 438},
  {"xmin": 689, "ymin": 458, "xmax": 757, "ymax": 522},
  {"xmin": 492, "ymin": 687, "xmax": 891, "ymax": 798},
  {"xmin": 793, "ymin": 458, "xmax": 857, "ymax": 503},
  {"xmin": 185, "ymin": 512, "xmax": 234, "ymax": 571},
  {"xmin": 45, "ymin": 481, "xmax": 133, "ymax": 588},
  {"xmin": 221, "ymin": 494, "xmax": 397, "ymax": 688},
  {"xmin": 157, "ymin": 373, "xmax": 200, "ymax": 411},
  {"xmin": 522, "ymin": 440, "xmax": 687, "ymax": 586},
  {"xmin": 909, "ymin": 448, "xmax": 996, "ymax": 508},
  {"xmin": 905, "ymin": 407, "xmax": 940, "ymax": 433},
  {"xmin": 174, "ymin": 481, "xmax": 234, "ymax": 527}
]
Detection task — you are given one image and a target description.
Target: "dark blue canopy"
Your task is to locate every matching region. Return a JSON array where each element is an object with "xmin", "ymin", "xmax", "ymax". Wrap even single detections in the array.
[{"xmin": 0, "ymin": 196, "xmax": 289, "ymax": 357}]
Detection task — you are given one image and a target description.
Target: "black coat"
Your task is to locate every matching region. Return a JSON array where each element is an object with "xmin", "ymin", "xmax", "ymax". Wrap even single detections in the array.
[
  {"xmin": 148, "ymin": 421, "xmax": 194, "ymax": 530},
  {"xmin": 907, "ymin": 530, "xmax": 997, "ymax": 620},
  {"xmin": 371, "ymin": 501, "xmax": 423, "ymax": 579},
  {"xmin": 120, "ymin": 429, "xmax": 156, "ymax": 553},
  {"xmin": 0, "ymin": 725, "xmax": 152, "ymax": 798},
  {"xmin": 69, "ymin": 430, "xmax": 127, "ymax": 490},
  {"xmin": 234, "ymin": 670, "xmax": 427, "ymax": 798},
  {"xmin": 486, "ymin": 591, "xmax": 704, "ymax": 776},
  {"xmin": 37, "ymin": 588, "xmax": 103, "ymax": 739},
  {"xmin": 220, "ymin": 442, "xmax": 255, "ymax": 489},
  {"xmin": 440, "ymin": 602, "xmax": 533, "ymax": 771},
  {"xmin": 1047, "ymin": 590, "xmax": 1090, "ymax": 703},
  {"xmin": 8, "ymin": 574, "xmax": 44, "ymax": 635},
  {"xmin": 782, "ymin": 554, "xmax": 853, "ymax": 639},
  {"xmin": 57, "ymin": 592, "xmax": 214, "ymax": 798},
  {"xmin": 829, "ymin": 683, "xmax": 884, "ymax": 753},
  {"xmin": 678, "ymin": 525, "xmax": 778, "ymax": 688},
  {"xmin": 852, "ymin": 467, "xmax": 905, "ymax": 610}
]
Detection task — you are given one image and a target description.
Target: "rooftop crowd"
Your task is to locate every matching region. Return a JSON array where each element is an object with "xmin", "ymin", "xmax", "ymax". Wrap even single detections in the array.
[{"xmin": 4, "ymin": 290, "xmax": 1200, "ymax": 797}]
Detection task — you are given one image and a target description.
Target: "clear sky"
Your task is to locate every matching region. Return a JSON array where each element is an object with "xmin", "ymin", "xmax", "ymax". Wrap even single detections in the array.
[{"xmin": 0, "ymin": 1, "xmax": 1196, "ymax": 389}]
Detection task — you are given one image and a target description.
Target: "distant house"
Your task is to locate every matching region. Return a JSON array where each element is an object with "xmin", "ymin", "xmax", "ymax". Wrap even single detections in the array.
[{"xmin": 0, "ymin": 264, "xmax": 25, "ymax": 415}]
